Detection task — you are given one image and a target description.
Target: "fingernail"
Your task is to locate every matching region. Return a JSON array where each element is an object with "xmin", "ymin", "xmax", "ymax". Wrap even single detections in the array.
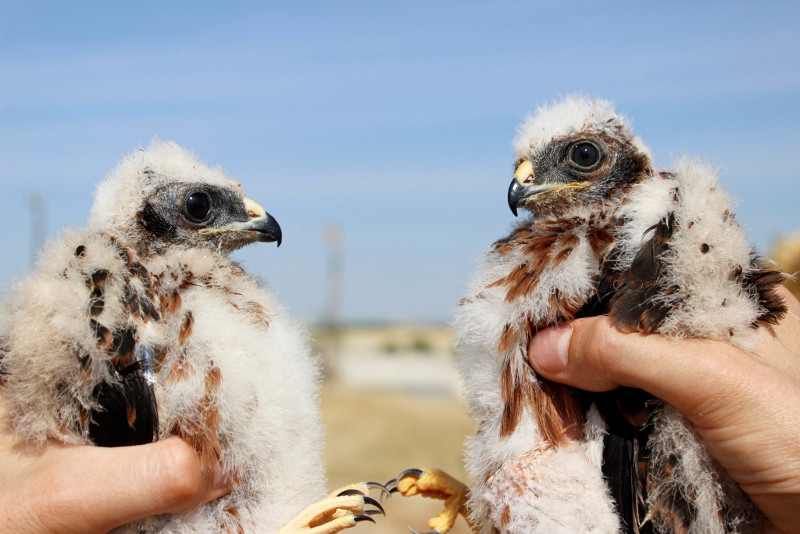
[{"xmin": 530, "ymin": 325, "xmax": 572, "ymax": 373}]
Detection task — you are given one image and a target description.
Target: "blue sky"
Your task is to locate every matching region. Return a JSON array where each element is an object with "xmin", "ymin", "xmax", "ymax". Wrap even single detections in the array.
[{"xmin": 2, "ymin": 1, "xmax": 798, "ymax": 323}]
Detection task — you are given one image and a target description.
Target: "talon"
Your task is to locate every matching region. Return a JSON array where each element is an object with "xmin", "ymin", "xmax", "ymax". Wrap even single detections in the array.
[
  {"xmin": 362, "ymin": 496, "xmax": 385, "ymax": 515},
  {"xmin": 388, "ymin": 468, "xmax": 424, "ymax": 493},
  {"xmin": 337, "ymin": 489, "xmax": 366, "ymax": 497},
  {"xmin": 335, "ymin": 491, "xmax": 385, "ymax": 515},
  {"xmin": 398, "ymin": 468, "xmax": 425, "ymax": 481},
  {"xmin": 390, "ymin": 468, "xmax": 469, "ymax": 534},
  {"xmin": 364, "ymin": 481, "xmax": 392, "ymax": 500},
  {"xmin": 279, "ymin": 483, "xmax": 389, "ymax": 533},
  {"xmin": 338, "ymin": 482, "xmax": 391, "ymax": 502}
]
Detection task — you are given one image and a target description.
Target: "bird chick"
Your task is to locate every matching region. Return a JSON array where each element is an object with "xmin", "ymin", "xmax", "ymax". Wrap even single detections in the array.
[
  {"xmin": 394, "ymin": 96, "xmax": 786, "ymax": 533},
  {"xmin": 0, "ymin": 141, "xmax": 383, "ymax": 533}
]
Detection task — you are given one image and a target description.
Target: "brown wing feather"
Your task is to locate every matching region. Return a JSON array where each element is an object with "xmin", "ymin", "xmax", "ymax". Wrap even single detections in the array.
[
  {"xmin": 610, "ymin": 214, "xmax": 676, "ymax": 333},
  {"xmin": 745, "ymin": 265, "xmax": 787, "ymax": 325}
]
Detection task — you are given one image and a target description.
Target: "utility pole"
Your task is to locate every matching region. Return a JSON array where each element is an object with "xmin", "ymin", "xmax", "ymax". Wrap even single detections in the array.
[
  {"xmin": 29, "ymin": 192, "xmax": 47, "ymax": 268},
  {"xmin": 322, "ymin": 223, "xmax": 343, "ymax": 380}
]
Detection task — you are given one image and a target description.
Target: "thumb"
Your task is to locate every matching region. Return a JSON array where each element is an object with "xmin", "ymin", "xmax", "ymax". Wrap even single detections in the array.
[
  {"xmin": 526, "ymin": 316, "xmax": 752, "ymax": 420},
  {"xmin": 42, "ymin": 438, "xmax": 231, "ymax": 533},
  {"xmin": 527, "ymin": 302, "xmax": 800, "ymax": 534}
]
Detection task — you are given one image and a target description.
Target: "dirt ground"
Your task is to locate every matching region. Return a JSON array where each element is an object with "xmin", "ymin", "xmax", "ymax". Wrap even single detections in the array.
[{"xmin": 321, "ymin": 384, "xmax": 476, "ymax": 534}]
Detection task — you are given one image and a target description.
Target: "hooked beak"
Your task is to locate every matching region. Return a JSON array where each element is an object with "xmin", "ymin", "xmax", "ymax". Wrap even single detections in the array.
[
  {"xmin": 507, "ymin": 178, "xmax": 525, "ymax": 217},
  {"xmin": 241, "ymin": 198, "xmax": 282, "ymax": 246},
  {"xmin": 196, "ymin": 197, "xmax": 283, "ymax": 246},
  {"xmin": 508, "ymin": 160, "xmax": 549, "ymax": 216},
  {"xmin": 507, "ymin": 160, "xmax": 589, "ymax": 216}
]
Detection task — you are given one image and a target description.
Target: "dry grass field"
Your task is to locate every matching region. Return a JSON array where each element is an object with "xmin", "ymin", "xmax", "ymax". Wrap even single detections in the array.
[{"xmin": 322, "ymin": 383, "xmax": 475, "ymax": 534}]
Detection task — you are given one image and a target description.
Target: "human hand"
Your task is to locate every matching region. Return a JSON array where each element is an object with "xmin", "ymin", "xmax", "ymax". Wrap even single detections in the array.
[
  {"xmin": 528, "ymin": 285, "xmax": 800, "ymax": 534},
  {"xmin": 0, "ymin": 397, "xmax": 231, "ymax": 534}
]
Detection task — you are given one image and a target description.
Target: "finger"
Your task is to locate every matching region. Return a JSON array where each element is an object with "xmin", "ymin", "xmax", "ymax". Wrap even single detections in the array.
[
  {"xmin": 45, "ymin": 437, "xmax": 231, "ymax": 533},
  {"xmin": 527, "ymin": 315, "xmax": 754, "ymax": 419},
  {"xmin": 754, "ymin": 285, "xmax": 800, "ymax": 381}
]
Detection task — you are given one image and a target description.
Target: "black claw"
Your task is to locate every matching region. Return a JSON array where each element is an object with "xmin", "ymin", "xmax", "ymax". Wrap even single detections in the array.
[
  {"xmin": 363, "ymin": 509, "xmax": 383, "ymax": 516},
  {"xmin": 354, "ymin": 515, "xmax": 376, "ymax": 524},
  {"xmin": 398, "ymin": 468, "xmax": 425, "ymax": 480},
  {"xmin": 337, "ymin": 489, "xmax": 366, "ymax": 497},
  {"xmin": 364, "ymin": 481, "xmax": 392, "ymax": 500},
  {"xmin": 388, "ymin": 468, "xmax": 424, "ymax": 493},
  {"xmin": 363, "ymin": 496, "xmax": 385, "ymax": 515},
  {"xmin": 408, "ymin": 527, "xmax": 440, "ymax": 534},
  {"xmin": 335, "ymin": 491, "xmax": 384, "ymax": 515}
]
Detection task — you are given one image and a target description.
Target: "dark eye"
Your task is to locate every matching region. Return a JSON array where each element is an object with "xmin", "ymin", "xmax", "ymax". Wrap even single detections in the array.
[
  {"xmin": 185, "ymin": 191, "xmax": 212, "ymax": 222},
  {"xmin": 570, "ymin": 141, "xmax": 601, "ymax": 169}
]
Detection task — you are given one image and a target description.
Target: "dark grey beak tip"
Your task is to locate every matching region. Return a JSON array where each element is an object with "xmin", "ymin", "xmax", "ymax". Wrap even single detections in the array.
[
  {"xmin": 251, "ymin": 213, "xmax": 283, "ymax": 247},
  {"xmin": 508, "ymin": 178, "xmax": 525, "ymax": 217}
]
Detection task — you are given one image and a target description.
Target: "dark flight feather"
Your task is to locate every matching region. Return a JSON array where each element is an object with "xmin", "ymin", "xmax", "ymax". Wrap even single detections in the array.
[{"xmin": 89, "ymin": 358, "xmax": 159, "ymax": 447}]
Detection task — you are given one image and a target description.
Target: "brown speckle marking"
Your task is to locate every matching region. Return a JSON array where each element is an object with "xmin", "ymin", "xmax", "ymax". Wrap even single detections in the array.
[
  {"xmin": 87, "ymin": 269, "xmax": 110, "ymax": 317},
  {"xmin": 167, "ymin": 352, "xmax": 193, "ymax": 382},
  {"xmin": 587, "ymin": 226, "xmax": 614, "ymax": 257},
  {"xmin": 500, "ymin": 505, "xmax": 511, "ymax": 527},
  {"xmin": 78, "ymin": 409, "xmax": 89, "ymax": 429},
  {"xmin": 126, "ymin": 405, "xmax": 137, "ymax": 428},
  {"xmin": 78, "ymin": 354, "xmax": 92, "ymax": 381},
  {"xmin": 91, "ymin": 319, "xmax": 113, "ymax": 350},
  {"xmin": 169, "ymin": 365, "xmax": 224, "ymax": 473},
  {"xmin": 490, "ymin": 216, "xmax": 606, "ymax": 305},
  {"xmin": 197, "ymin": 366, "xmax": 224, "ymax": 471},
  {"xmin": 497, "ymin": 323, "xmax": 517, "ymax": 355},
  {"xmin": 159, "ymin": 291, "xmax": 182, "ymax": 316},
  {"xmin": 550, "ymin": 244, "xmax": 574, "ymax": 268},
  {"xmin": 178, "ymin": 311, "xmax": 194, "ymax": 345},
  {"xmin": 219, "ymin": 505, "xmax": 244, "ymax": 534}
]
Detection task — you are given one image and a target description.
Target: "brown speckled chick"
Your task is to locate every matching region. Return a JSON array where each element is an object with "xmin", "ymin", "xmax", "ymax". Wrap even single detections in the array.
[
  {"xmin": 0, "ymin": 141, "xmax": 383, "ymax": 533},
  {"xmin": 394, "ymin": 96, "xmax": 786, "ymax": 534}
]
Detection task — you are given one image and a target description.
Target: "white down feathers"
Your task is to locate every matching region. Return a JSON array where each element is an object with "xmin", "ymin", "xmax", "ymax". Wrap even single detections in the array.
[{"xmin": 513, "ymin": 95, "xmax": 652, "ymax": 162}]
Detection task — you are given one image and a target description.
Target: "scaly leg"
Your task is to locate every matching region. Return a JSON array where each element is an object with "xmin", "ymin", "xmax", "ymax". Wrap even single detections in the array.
[
  {"xmin": 387, "ymin": 468, "xmax": 471, "ymax": 534},
  {"xmin": 278, "ymin": 483, "xmax": 388, "ymax": 534}
]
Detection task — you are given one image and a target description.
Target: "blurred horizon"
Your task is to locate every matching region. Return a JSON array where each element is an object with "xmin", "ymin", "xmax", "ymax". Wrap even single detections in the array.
[{"xmin": 2, "ymin": 1, "xmax": 799, "ymax": 324}]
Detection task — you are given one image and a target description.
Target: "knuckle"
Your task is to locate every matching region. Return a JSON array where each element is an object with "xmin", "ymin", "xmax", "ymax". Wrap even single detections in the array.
[
  {"xmin": 583, "ymin": 317, "xmax": 625, "ymax": 374},
  {"xmin": 153, "ymin": 439, "xmax": 204, "ymax": 507}
]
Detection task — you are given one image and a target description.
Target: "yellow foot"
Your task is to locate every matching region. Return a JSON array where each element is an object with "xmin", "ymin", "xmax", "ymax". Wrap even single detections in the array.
[
  {"xmin": 277, "ymin": 482, "xmax": 387, "ymax": 534},
  {"xmin": 387, "ymin": 468, "xmax": 469, "ymax": 534}
]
